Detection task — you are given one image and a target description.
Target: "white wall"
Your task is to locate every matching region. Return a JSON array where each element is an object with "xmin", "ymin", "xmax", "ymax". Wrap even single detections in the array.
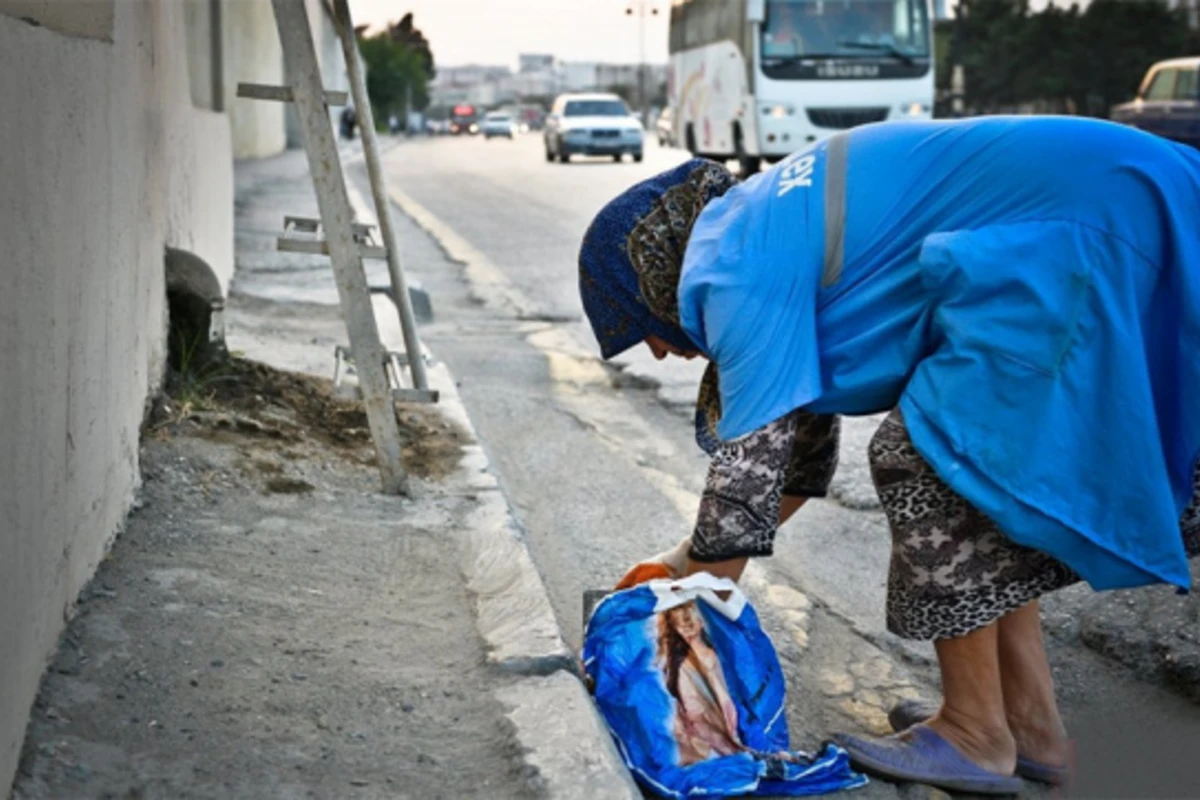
[
  {"xmin": 184, "ymin": 0, "xmax": 219, "ymax": 110},
  {"xmin": 0, "ymin": 0, "xmax": 233, "ymax": 790},
  {"xmin": 223, "ymin": 0, "xmax": 287, "ymax": 158}
]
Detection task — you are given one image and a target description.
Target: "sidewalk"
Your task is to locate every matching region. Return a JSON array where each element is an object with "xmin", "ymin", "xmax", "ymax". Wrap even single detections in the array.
[{"xmin": 10, "ymin": 148, "xmax": 635, "ymax": 799}]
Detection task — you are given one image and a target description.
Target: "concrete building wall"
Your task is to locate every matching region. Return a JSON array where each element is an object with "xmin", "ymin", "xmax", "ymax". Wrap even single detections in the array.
[
  {"xmin": 0, "ymin": 0, "xmax": 114, "ymax": 40},
  {"xmin": 0, "ymin": 0, "xmax": 233, "ymax": 790},
  {"xmin": 184, "ymin": 0, "xmax": 220, "ymax": 110},
  {"xmin": 222, "ymin": 0, "xmax": 286, "ymax": 158}
]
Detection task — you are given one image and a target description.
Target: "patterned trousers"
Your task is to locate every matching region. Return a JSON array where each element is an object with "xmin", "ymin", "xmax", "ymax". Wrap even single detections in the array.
[{"xmin": 869, "ymin": 409, "xmax": 1200, "ymax": 641}]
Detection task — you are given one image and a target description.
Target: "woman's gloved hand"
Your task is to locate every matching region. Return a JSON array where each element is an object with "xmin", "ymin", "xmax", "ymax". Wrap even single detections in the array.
[{"xmin": 613, "ymin": 536, "xmax": 691, "ymax": 590}]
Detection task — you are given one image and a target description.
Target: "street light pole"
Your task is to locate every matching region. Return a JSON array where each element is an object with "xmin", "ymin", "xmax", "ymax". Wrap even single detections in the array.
[{"xmin": 625, "ymin": 1, "xmax": 659, "ymax": 125}]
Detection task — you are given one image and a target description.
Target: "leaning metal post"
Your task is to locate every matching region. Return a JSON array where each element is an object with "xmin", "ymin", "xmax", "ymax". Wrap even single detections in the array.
[
  {"xmin": 269, "ymin": 0, "xmax": 408, "ymax": 494},
  {"xmin": 331, "ymin": 0, "xmax": 430, "ymax": 393}
]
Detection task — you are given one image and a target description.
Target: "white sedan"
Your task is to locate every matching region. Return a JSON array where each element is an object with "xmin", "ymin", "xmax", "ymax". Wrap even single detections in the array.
[{"xmin": 543, "ymin": 93, "xmax": 644, "ymax": 163}]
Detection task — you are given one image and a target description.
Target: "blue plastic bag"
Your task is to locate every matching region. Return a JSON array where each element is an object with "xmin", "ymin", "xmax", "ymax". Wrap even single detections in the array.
[{"xmin": 582, "ymin": 573, "xmax": 867, "ymax": 797}]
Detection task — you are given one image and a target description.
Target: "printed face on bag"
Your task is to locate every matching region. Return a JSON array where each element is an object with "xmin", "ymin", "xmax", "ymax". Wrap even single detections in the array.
[
  {"xmin": 655, "ymin": 602, "xmax": 745, "ymax": 765},
  {"xmin": 668, "ymin": 604, "xmax": 703, "ymax": 641},
  {"xmin": 583, "ymin": 580, "xmax": 867, "ymax": 793}
]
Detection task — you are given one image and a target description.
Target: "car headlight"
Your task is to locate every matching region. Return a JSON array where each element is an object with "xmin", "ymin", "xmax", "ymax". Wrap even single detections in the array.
[
  {"xmin": 899, "ymin": 102, "xmax": 930, "ymax": 117},
  {"xmin": 623, "ymin": 128, "xmax": 642, "ymax": 138},
  {"xmin": 761, "ymin": 103, "xmax": 795, "ymax": 118},
  {"xmin": 565, "ymin": 129, "xmax": 589, "ymax": 139}
]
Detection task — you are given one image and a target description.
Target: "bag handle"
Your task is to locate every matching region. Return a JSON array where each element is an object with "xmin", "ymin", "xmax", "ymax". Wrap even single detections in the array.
[{"xmin": 649, "ymin": 571, "xmax": 747, "ymax": 621}]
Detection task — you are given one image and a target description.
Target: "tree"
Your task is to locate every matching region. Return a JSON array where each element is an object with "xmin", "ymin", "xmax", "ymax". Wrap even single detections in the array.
[
  {"xmin": 1070, "ymin": 0, "xmax": 1194, "ymax": 116},
  {"xmin": 1012, "ymin": 2, "xmax": 1080, "ymax": 113},
  {"xmin": 946, "ymin": 0, "xmax": 1198, "ymax": 117},
  {"xmin": 357, "ymin": 13, "xmax": 436, "ymax": 124},
  {"xmin": 955, "ymin": 0, "xmax": 1030, "ymax": 112},
  {"xmin": 386, "ymin": 13, "xmax": 435, "ymax": 81}
]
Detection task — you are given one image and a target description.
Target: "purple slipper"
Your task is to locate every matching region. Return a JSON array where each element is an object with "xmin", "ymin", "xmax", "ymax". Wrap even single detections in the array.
[
  {"xmin": 889, "ymin": 698, "xmax": 1070, "ymax": 786},
  {"xmin": 831, "ymin": 725, "xmax": 1023, "ymax": 796}
]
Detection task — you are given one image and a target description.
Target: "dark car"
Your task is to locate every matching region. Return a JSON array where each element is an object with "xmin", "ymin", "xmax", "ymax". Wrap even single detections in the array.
[{"xmin": 1112, "ymin": 57, "xmax": 1200, "ymax": 149}]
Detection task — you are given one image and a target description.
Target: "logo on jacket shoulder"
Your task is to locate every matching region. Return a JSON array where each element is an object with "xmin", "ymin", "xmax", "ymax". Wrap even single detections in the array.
[{"xmin": 776, "ymin": 152, "xmax": 816, "ymax": 197}]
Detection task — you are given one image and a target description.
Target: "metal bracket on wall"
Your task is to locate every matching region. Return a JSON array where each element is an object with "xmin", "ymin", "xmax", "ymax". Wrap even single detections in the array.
[
  {"xmin": 332, "ymin": 345, "xmax": 439, "ymax": 405},
  {"xmin": 236, "ymin": 82, "xmax": 348, "ymax": 106},
  {"xmin": 276, "ymin": 215, "xmax": 388, "ymax": 260}
]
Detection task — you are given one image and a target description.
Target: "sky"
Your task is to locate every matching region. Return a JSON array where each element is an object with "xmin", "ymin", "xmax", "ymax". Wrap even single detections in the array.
[{"xmin": 348, "ymin": 0, "xmax": 672, "ymax": 69}]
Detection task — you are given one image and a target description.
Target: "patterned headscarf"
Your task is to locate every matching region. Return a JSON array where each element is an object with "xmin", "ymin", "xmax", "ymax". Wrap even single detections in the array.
[{"xmin": 578, "ymin": 159, "xmax": 738, "ymax": 360}]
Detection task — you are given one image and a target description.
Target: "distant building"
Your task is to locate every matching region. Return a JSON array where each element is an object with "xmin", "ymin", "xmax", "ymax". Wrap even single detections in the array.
[
  {"xmin": 561, "ymin": 61, "xmax": 667, "ymax": 97},
  {"xmin": 428, "ymin": 64, "xmax": 512, "ymax": 108},
  {"xmin": 429, "ymin": 83, "xmax": 499, "ymax": 108},
  {"xmin": 431, "ymin": 63, "xmax": 512, "ymax": 89},
  {"xmin": 499, "ymin": 71, "xmax": 558, "ymax": 101},
  {"xmin": 561, "ymin": 62, "xmax": 599, "ymax": 92},
  {"xmin": 519, "ymin": 53, "xmax": 555, "ymax": 74},
  {"xmin": 429, "ymin": 57, "xmax": 668, "ymax": 109}
]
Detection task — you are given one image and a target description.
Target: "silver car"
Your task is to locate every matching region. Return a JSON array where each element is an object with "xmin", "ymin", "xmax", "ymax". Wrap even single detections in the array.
[
  {"xmin": 481, "ymin": 112, "xmax": 517, "ymax": 140},
  {"xmin": 543, "ymin": 92, "xmax": 644, "ymax": 163}
]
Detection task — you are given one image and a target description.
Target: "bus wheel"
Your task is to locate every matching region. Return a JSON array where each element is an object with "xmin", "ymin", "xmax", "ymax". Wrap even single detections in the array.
[{"xmin": 734, "ymin": 126, "xmax": 761, "ymax": 176}]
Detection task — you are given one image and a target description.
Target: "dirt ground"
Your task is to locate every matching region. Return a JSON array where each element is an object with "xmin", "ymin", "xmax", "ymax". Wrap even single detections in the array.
[
  {"xmin": 11, "ymin": 358, "xmax": 545, "ymax": 800},
  {"xmin": 149, "ymin": 354, "xmax": 466, "ymax": 482}
]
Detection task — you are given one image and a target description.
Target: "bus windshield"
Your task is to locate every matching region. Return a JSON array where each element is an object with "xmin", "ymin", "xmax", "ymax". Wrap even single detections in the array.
[{"xmin": 762, "ymin": 0, "xmax": 930, "ymax": 62}]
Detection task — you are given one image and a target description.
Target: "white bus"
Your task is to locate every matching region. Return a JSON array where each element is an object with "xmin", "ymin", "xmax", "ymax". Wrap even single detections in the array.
[{"xmin": 668, "ymin": 0, "xmax": 934, "ymax": 173}]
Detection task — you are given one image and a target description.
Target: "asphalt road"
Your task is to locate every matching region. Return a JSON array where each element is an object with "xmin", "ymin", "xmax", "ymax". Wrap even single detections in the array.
[{"xmin": 366, "ymin": 132, "xmax": 1200, "ymax": 798}]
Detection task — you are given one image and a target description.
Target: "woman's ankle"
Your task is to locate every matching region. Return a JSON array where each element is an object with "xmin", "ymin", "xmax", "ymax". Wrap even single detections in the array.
[
  {"xmin": 927, "ymin": 707, "xmax": 1017, "ymax": 775},
  {"xmin": 1005, "ymin": 709, "xmax": 1070, "ymax": 765}
]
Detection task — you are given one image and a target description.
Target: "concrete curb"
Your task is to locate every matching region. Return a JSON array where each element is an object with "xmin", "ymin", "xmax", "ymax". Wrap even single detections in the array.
[
  {"xmin": 369, "ymin": 309, "xmax": 638, "ymax": 799},
  {"xmin": 355, "ymin": 186, "xmax": 640, "ymax": 796}
]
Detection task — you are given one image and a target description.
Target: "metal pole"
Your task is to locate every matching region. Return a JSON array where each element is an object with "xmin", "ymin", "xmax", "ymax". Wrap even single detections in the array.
[{"xmin": 331, "ymin": 0, "xmax": 430, "ymax": 392}]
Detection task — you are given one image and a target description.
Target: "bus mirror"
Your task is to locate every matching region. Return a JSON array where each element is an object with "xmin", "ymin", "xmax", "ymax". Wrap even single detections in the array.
[{"xmin": 747, "ymin": 0, "xmax": 765, "ymax": 23}]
